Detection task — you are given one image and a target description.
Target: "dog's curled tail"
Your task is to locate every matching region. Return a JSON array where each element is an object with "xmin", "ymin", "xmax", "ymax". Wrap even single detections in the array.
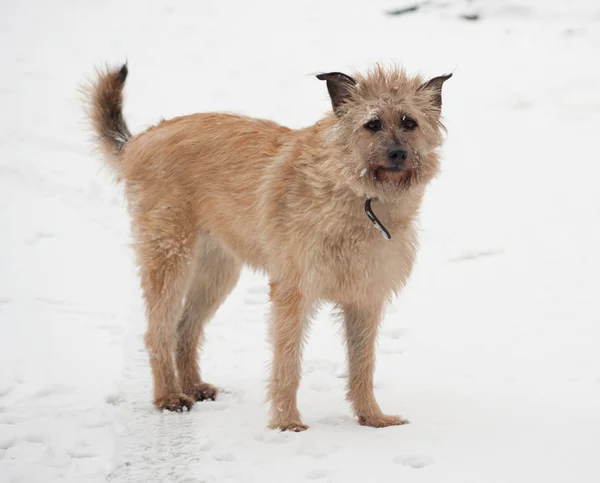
[{"xmin": 82, "ymin": 63, "xmax": 131, "ymax": 177}]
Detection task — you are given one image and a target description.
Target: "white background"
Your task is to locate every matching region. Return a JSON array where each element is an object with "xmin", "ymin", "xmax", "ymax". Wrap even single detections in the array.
[{"xmin": 1, "ymin": 0, "xmax": 599, "ymax": 481}]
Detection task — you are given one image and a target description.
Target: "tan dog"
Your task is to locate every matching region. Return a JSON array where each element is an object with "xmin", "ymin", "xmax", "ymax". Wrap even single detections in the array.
[{"xmin": 83, "ymin": 63, "xmax": 450, "ymax": 431}]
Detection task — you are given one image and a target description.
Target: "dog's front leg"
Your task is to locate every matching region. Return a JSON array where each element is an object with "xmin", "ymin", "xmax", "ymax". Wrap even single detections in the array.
[
  {"xmin": 267, "ymin": 281, "xmax": 311, "ymax": 431},
  {"xmin": 342, "ymin": 303, "xmax": 409, "ymax": 428}
]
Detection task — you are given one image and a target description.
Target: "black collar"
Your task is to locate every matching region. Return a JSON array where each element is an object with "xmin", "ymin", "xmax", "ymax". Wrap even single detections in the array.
[{"xmin": 364, "ymin": 198, "xmax": 391, "ymax": 240}]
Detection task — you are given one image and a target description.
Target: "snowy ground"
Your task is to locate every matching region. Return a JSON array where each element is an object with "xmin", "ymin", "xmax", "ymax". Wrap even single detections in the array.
[{"xmin": 1, "ymin": 0, "xmax": 600, "ymax": 482}]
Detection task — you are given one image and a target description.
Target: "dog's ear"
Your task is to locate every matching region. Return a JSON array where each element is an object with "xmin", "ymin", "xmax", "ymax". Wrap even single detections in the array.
[
  {"xmin": 316, "ymin": 72, "xmax": 357, "ymax": 116},
  {"xmin": 418, "ymin": 73, "xmax": 452, "ymax": 108}
]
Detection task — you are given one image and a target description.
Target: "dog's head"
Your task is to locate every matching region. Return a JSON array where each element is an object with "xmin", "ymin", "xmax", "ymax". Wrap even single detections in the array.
[{"xmin": 317, "ymin": 65, "xmax": 451, "ymax": 201}]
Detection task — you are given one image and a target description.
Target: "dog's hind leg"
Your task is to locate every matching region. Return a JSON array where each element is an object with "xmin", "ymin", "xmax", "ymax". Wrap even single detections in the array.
[
  {"xmin": 175, "ymin": 236, "xmax": 241, "ymax": 402},
  {"xmin": 134, "ymin": 210, "xmax": 198, "ymax": 411}
]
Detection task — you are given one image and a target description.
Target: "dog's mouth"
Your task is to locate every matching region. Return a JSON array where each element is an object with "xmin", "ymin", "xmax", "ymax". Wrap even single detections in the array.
[{"xmin": 372, "ymin": 166, "xmax": 410, "ymax": 184}]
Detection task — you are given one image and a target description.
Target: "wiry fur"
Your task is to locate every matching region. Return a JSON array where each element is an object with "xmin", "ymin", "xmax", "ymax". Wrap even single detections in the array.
[
  {"xmin": 81, "ymin": 64, "xmax": 132, "ymax": 177},
  {"xmin": 82, "ymin": 62, "xmax": 450, "ymax": 430}
]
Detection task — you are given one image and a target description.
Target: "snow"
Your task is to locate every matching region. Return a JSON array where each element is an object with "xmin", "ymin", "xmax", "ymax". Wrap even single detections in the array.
[{"xmin": 1, "ymin": 0, "xmax": 600, "ymax": 482}]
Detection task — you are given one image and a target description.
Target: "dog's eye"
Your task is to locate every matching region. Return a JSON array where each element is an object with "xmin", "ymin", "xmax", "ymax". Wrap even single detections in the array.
[
  {"xmin": 401, "ymin": 115, "xmax": 418, "ymax": 131},
  {"xmin": 364, "ymin": 118, "xmax": 382, "ymax": 132}
]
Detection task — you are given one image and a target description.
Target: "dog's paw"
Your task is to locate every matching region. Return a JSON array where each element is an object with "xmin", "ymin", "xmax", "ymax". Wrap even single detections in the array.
[
  {"xmin": 185, "ymin": 382, "xmax": 218, "ymax": 402},
  {"xmin": 154, "ymin": 393, "xmax": 194, "ymax": 412},
  {"xmin": 270, "ymin": 421, "xmax": 309, "ymax": 432},
  {"xmin": 358, "ymin": 414, "xmax": 409, "ymax": 428},
  {"xmin": 269, "ymin": 414, "xmax": 309, "ymax": 432}
]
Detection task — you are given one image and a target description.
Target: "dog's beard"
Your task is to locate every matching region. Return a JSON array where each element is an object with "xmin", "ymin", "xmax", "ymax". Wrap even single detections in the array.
[
  {"xmin": 367, "ymin": 165, "xmax": 422, "ymax": 193},
  {"xmin": 333, "ymin": 151, "xmax": 435, "ymax": 202},
  {"xmin": 373, "ymin": 166, "xmax": 411, "ymax": 184}
]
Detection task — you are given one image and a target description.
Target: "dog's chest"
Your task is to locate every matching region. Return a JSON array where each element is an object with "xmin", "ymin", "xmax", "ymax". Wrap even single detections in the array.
[{"xmin": 311, "ymin": 226, "xmax": 417, "ymax": 304}]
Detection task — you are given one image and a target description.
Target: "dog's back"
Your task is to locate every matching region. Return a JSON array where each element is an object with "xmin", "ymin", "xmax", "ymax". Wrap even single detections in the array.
[{"xmin": 83, "ymin": 65, "xmax": 294, "ymax": 268}]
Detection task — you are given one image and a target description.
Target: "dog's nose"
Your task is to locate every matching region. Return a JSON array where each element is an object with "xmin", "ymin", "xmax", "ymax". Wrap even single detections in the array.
[{"xmin": 387, "ymin": 146, "xmax": 408, "ymax": 167}]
